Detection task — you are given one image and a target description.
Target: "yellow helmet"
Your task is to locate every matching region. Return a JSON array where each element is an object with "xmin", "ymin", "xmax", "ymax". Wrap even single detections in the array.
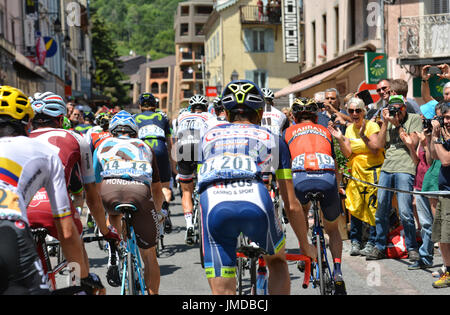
[
  {"xmin": 291, "ymin": 97, "xmax": 318, "ymax": 114},
  {"xmin": 0, "ymin": 86, "xmax": 34, "ymax": 121}
]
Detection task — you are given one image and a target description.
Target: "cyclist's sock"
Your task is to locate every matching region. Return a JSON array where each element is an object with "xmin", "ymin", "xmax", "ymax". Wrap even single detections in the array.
[
  {"xmin": 333, "ymin": 259, "xmax": 342, "ymax": 278},
  {"xmin": 184, "ymin": 212, "xmax": 193, "ymax": 227},
  {"xmin": 108, "ymin": 245, "xmax": 117, "ymax": 267}
]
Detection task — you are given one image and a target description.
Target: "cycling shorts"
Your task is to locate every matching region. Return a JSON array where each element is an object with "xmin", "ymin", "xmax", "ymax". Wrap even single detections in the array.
[
  {"xmin": 27, "ymin": 189, "xmax": 83, "ymax": 239},
  {"xmin": 200, "ymin": 179, "xmax": 285, "ymax": 279},
  {"xmin": 293, "ymin": 171, "xmax": 341, "ymax": 222},
  {"xmin": 176, "ymin": 142, "xmax": 200, "ymax": 183},
  {"xmin": 143, "ymin": 139, "xmax": 172, "ymax": 183},
  {"xmin": 0, "ymin": 219, "xmax": 50, "ymax": 295},
  {"xmin": 100, "ymin": 178, "xmax": 158, "ymax": 249}
]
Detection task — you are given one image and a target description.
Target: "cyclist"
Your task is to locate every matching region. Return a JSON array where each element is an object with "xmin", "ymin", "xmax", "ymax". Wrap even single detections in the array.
[
  {"xmin": 26, "ymin": 92, "xmax": 119, "ymax": 288},
  {"xmin": 174, "ymin": 94, "xmax": 219, "ymax": 245},
  {"xmin": 261, "ymin": 88, "xmax": 290, "ymax": 136},
  {"xmin": 0, "ymin": 86, "xmax": 100, "ymax": 295},
  {"xmin": 87, "ymin": 112, "xmax": 113, "ymax": 153},
  {"xmin": 213, "ymin": 97, "xmax": 227, "ymax": 122},
  {"xmin": 74, "ymin": 111, "xmax": 94, "ymax": 135},
  {"xmin": 135, "ymin": 93, "xmax": 173, "ymax": 233},
  {"xmin": 93, "ymin": 110, "xmax": 166, "ymax": 294},
  {"xmin": 198, "ymin": 80, "xmax": 316, "ymax": 295},
  {"xmin": 283, "ymin": 97, "xmax": 347, "ymax": 295}
]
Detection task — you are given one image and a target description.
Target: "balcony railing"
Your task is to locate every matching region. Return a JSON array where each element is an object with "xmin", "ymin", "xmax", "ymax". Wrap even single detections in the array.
[
  {"xmin": 239, "ymin": 5, "xmax": 281, "ymax": 25},
  {"xmin": 398, "ymin": 14, "xmax": 450, "ymax": 59}
]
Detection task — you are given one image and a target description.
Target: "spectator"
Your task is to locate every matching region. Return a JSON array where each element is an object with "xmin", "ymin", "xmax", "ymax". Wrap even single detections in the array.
[
  {"xmin": 408, "ymin": 103, "xmax": 436, "ymax": 270},
  {"xmin": 375, "ymin": 79, "xmax": 392, "ymax": 110},
  {"xmin": 69, "ymin": 107, "xmax": 84, "ymax": 128},
  {"xmin": 390, "ymin": 79, "xmax": 420, "ymax": 114},
  {"xmin": 281, "ymin": 107, "xmax": 294, "ymax": 126},
  {"xmin": 428, "ymin": 102, "xmax": 450, "ymax": 288},
  {"xmin": 328, "ymin": 97, "xmax": 383, "ymax": 257},
  {"xmin": 421, "ymin": 64, "xmax": 450, "ymax": 103},
  {"xmin": 317, "ymin": 88, "xmax": 351, "ymax": 128},
  {"xmin": 66, "ymin": 101, "xmax": 75, "ymax": 118},
  {"xmin": 366, "ymin": 95, "xmax": 423, "ymax": 263},
  {"xmin": 257, "ymin": 0, "xmax": 264, "ymax": 21}
]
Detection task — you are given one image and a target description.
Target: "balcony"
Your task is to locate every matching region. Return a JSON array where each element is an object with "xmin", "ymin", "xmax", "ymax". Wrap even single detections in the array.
[
  {"xmin": 398, "ymin": 14, "xmax": 450, "ymax": 61},
  {"xmin": 239, "ymin": 5, "xmax": 281, "ymax": 25}
]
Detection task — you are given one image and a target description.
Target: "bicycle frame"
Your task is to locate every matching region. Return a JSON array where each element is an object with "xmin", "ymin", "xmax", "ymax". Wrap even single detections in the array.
[
  {"xmin": 310, "ymin": 198, "xmax": 335, "ymax": 295},
  {"xmin": 120, "ymin": 211, "xmax": 146, "ymax": 295}
]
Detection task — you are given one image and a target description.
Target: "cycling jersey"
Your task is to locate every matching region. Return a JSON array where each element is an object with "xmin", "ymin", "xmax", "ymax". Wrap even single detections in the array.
[
  {"xmin": 135, "ymin": 111, "xmax": 172, "ymax": 183},
  {"xmin": 93, "ymin": 136, "xmax": 160, "ymax": 186},
  {"xmin": 284, "ymin": 122, "xmax": 335, "ymax": 172},
  {"xmin": 261, "ymin": 104, "xmax": 289, "ymax": 136},
  {"xmin": 198, "ymin": 123, "xmax": 292, "ymax": 192},
  {"xmin": 0, "ymin": 137, "xmax": 70, "ymax": 225},
  {"xmin": 74, "ymin": 124, "xmax": 93, "ymax": 135}
]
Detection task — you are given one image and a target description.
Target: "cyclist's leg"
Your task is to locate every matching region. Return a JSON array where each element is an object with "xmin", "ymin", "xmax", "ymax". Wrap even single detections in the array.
[
  {"xmin": 139, "ymin": 247, "xmax": 160, "ymax": 295},
  {"xmin": 0, "ymin": 220, "xmax": 50, "ymax": 295},
  {"xmin": 153, "ymin": 140, "xmax": 173, "ymax": 203},
  {"xmin": 177, "ymin": 159, "xmax": 196, "ymax": 243}
]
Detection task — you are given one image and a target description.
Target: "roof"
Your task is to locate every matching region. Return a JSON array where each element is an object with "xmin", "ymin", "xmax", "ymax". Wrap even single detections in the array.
[{"xmin": 119, "ymin": 55, "xmax": 148, "ymax": 76}]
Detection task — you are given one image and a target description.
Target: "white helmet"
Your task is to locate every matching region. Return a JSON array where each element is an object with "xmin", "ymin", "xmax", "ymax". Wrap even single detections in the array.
[
  {"xmin": 189, "ymin": 95, "xmax": 208, "ymax": 111},
  {"xmin": 30, "ymin": 92, "xmax": 67, "ymax": 117},
  {"xmin": 261, "ymin": 88, "xmax": 274, "ymax": 101}
]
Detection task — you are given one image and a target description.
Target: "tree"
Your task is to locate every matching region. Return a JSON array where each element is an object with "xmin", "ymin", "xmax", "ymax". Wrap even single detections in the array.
[{"xmin": 91, "ymin": 15, "xmax": 130, "ymax": 105}]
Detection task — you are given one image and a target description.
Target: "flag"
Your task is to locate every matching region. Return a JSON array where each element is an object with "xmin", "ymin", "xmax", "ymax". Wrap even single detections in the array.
[{"xmin": 35, "ymin": 32, "xmax": 47, "ymax": 66}]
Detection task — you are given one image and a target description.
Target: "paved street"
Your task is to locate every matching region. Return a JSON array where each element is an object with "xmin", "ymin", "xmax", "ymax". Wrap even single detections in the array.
[{"xmin": 76, "ymin": 190, "xmax": 448, "ymax": 296}]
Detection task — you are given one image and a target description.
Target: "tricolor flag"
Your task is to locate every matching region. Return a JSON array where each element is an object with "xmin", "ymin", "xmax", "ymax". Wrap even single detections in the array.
[{"xmin": 36, "ymin": 32, "xmax": 47, "ymax": 66}]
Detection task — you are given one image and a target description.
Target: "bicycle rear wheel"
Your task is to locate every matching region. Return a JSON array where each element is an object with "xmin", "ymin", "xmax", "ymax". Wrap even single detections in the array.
[
  {"xmin": 126, "ymin": 251, "xmax": 138, "ymax": 295},
  {"xmin": 236, "ymin": 234, "xmax": 245, "ymax": 295},
  {"xmin": 198, "ymin": 212, "xmax": 204, "ymax": 268},
  {"xmin": 315, "ymin": 234, "xmax": 327, "ymax": 295}
]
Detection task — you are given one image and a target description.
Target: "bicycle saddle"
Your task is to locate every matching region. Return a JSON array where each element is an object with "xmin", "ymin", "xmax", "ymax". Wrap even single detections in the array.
[
  {"xmin": 237, "ymin": 242, "xmax": 268, "ymax": 258},
  {"xmin": 114, "ymin": 203, "xmax": 138, "ymax": 213}
]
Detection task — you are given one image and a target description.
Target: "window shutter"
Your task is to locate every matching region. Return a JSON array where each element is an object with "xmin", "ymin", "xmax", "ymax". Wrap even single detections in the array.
[
  {"xmin": 265, "ymin": 28, "xmax": 274, "ymax": 52},
  {"xmin": 245, "ymin": 70, "xmax": 254, "ymax": 81},
  {"xmin": 243, "ymin": 29, "xmax": 253, "ymax": 52}
]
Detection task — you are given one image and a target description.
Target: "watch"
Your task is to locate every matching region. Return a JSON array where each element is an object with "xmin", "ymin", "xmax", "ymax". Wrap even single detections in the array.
[{"xmin": 434, "ymin": 138, "xmax": 444, "ymax": 145}]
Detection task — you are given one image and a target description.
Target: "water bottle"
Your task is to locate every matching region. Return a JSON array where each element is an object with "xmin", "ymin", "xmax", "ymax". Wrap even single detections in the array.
[{"xmin": 256, "ymin": 268, "xmax": 268, "ymax": 295}]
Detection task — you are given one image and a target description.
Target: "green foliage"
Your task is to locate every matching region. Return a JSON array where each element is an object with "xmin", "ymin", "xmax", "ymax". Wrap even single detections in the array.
[
  {"xmin": 90, "ymin": 0, "xmax": 183, "ymax": 57},
  {"xmin": 91, "ymin": 15, "xmax": 130, "ymax": 105},
  {"xmin": 333, "ymin": 138, "xmax": 351, "ymax": 176}
]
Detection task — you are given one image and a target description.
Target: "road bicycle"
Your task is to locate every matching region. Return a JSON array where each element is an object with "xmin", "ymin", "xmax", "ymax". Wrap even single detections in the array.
[
  {"xmin": 192, "ymin": 186, "xmax": 204, "ymax": 268},
  {"xmin": 114, "ymin": 203, "xmax": 147, "ymax": 295},
  {"xmin": 236, "ymin": 234, "xmax": 311, "ymax": 295},
  {"xmin": 306, "ymin": 191, "xmax": 335, "ymax": 295},
  {"xmin": 269, "ymin": 178, "xmax": 288, "ymax": 234}
]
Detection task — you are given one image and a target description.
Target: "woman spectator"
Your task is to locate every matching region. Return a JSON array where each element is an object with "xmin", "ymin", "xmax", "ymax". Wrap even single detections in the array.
[{"xmin": 328, "ymin": 97, "xmax": 384, "ymax": 256}]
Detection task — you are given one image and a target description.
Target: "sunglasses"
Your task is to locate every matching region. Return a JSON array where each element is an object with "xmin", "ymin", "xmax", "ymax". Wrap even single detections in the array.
[
  {"xmin": 377, "ymin": 86, "xmax": 389, "ymax": 93},
  {"xmin": 348, "ymin": 108, "xmax": 363, "ymax": 114}
]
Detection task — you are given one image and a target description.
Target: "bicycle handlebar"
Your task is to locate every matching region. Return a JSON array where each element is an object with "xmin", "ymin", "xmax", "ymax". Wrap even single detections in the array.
[{"xmin": 285, "ymin": 254, "xmax": 311, "ymax": 289}]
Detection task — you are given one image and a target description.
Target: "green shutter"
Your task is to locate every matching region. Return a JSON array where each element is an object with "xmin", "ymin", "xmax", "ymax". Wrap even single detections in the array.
[
  {"xmin": 243, "ymin": 29, "xmax": 253, "ymax": 52},
  {"xmin": 265, "ymin": 28, "xmax": 274, "ymax": 52}
]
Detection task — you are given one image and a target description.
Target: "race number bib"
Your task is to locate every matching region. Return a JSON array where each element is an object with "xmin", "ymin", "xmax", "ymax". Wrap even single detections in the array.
[
  {"xmin": 138, "ymin": 125, "xmax": 165, "ymax": 139},
  {"xmin": 198, "ymin": 153, "xmax": 258, "ymax": 181},
  {"xmin": 102, "ymin": 159, "xmax": 152, "ymax": 177},
  {"xmin": 292, "ymin": 153, "xmax": 335, "ymax": 171},
  {"xmin": 178, "ymin": 119, "xmax": 203, "ymax": 133},
  {"xmin": 0, "ymin": 188, "xmax": 20, "ymax": 213}
]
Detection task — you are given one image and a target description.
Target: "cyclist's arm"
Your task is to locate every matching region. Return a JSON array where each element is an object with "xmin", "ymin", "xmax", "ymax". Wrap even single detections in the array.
[{"xmin": 45, "ymin": 154, "xmax": 89, "ymax": 278}]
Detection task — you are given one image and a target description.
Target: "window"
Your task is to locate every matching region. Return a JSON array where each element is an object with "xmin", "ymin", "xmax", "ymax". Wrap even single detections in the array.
[
  {"xmin": 362, "ymin": 0, "xmax": 369, "ymax": 40},
  {"xmin": 195, "ymin": 24, "xmax": 204, "ymax": 36},
  {"xmin": 312, "ymin": 21, "xmax": 316, "ymax": 63},
  {"xmin": 243, "ymin": 28, "xmax": 274, "ymax": 53},
  {"xmin": 432, "ymin": 0, "xmax": 450, "ymax": 14},
  {"xmin": 245, "ymin": 70, "xmax": 268, "ymax": 89},
  {"xmin": 181, "ymin": 6, "xmax": 189, "ymax": 16},
  {"xmin": 335, "ymin": 6, "xmax": 339, "ymax": 54},
  {"xmin": 349, "ymin": 0, "xmax": 356, "ymax": 46},
  {"xmin": 0, "ymin": 10, "xmax": 4, "ymax": 37},
  {"xmin": 196, "ymin": 5, "xmax": 213, "ymax": 15},
  {"xmin": 180, "ymin": 23, "xmax": 189, "ymax": 36}
]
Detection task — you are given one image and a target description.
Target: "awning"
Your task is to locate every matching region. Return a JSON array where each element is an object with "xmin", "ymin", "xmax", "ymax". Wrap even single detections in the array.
[{"xmin": 275, "ymin": 60, "xmax": 355, "ymax": 98}]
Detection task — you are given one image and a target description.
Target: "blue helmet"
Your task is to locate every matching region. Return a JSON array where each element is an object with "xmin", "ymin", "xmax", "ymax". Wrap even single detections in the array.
[
  {"xmin": 30, "ymin": 92, "xmax": 67, "ymax": 117},
  {"xmin": 109, "ymin": 110, "xmax": 139, "ymax": 136},
  {"xmin": 221, "ymin": 80, "xmax": 265, "ymax": 112}
]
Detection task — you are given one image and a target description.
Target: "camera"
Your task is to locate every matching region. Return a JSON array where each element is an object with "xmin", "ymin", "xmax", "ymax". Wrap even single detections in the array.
[
  {"xmin": 330, "ymin": 113, "xmax": 337, "ymax": 123},
  {"xmin": 436, "ymin": 116, "xmax": 445, "ymax": 128},
  {"xmin": 423, "ymin": 119, "xmax": 432, "ymax": 132},
  {"xmin": 388, "ymin": 105, "xmax": 399, "ymax": 117},
  {"xmin": 317, "ymin": 102, "xmax": 325, "ymax": 109}
]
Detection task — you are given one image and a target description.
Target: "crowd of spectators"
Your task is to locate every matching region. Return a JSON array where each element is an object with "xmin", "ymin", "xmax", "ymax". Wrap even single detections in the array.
[{"xmin": 280, "ymin": 64, "xmax": 450, "ymax": 289}]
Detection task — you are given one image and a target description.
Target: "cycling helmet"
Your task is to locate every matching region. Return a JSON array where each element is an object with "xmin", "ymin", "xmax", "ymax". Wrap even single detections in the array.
[
  {"xmin": 291, "ymin": 98, "xmax": 318, "ymax": 115},
  {"xmin": 83, "ymin": 111, "xmax": 95, "ymax": 123},
  {"xmin": 139, "ymin": 93, "xmax": 158, "ymax": 108},
  {"xmin": 213, "ymin": 97, "xmax": 224, "ymax": 114},
  {"xmin": 95, "ymin": 112, "xmax": 113, "ymax": 129},
  {"xmin": 221, "ymin": 80, "xmax": 265, "ymax": 112},
  {"xmin": 261, "ymin": 88, "xmax": 274, "ymax": 101},
  {"xmin": 109, "ymin": 110, "xmax": 139, "ymax": 136},
  {"xmin": 30, "ymin": 92, "xmax": 67, "ymax": 117},
  {"xmin": 189, "ymin": 95, "xmax": 208, "ymax": 112},
  {"xmin": 62, "ymin": 116, "xmax": 72, "ymax": 130},
  {"xmin": 0, "ymin": 86, "xmax": 34, "ymax": 122}
]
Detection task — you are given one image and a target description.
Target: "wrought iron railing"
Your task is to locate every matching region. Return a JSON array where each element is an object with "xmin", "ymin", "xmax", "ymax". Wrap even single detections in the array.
[
  {"xmin": 398, "ymin": 13, "xmax": 450, "ymax": 59},
  {"xmin": 239, "ymin": 5, "xmax": 281, "ymax": 24}
]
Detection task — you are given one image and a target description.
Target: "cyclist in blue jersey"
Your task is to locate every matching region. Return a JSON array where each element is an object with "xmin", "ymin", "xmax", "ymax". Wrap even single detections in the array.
[
  {"xmin": 135, "ymin": 93, "xmax": 174, "ymax": 233},
  {"xmin": 198, "ymin": 80, "xmax": 316, "ymax": 295}
]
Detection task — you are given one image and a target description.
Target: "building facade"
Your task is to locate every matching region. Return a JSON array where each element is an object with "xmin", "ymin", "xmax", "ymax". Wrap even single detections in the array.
[
  {"xmin": 204, "ymin": 0, "xmax": 301, "ymax": 108},
  {"xmin": 173, "ymin": 0, "xmax": 213, "ymax": 113}
]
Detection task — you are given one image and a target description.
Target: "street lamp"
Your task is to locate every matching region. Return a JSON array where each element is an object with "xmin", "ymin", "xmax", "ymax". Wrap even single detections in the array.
[{"xmin": 231, "ymin": 70, "xmax": 239, "ymax": 81}]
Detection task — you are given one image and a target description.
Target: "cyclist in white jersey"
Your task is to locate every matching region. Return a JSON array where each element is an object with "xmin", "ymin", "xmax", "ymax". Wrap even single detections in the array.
[
  {"xmin": 0, "ymin": 86, "xmax": 102, "ymax": 295},
  {"xmin": 173, "ymin": 95, "xmax": 220, "ymax": 245},
  {"xmin": 261, "ymin": 88, "xmax": 290, "ymax": 136}
]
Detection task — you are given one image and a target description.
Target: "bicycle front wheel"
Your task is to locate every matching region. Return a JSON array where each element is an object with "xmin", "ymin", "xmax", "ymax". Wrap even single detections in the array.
[{"xmin": 316, "ymin": 234, "xmax": 327, "ymax": 295}]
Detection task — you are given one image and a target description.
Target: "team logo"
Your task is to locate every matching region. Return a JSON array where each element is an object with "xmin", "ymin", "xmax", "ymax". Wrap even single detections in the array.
[{"xmin": 15, "ymin": 220, "xmax": 25, "ymax": 230}]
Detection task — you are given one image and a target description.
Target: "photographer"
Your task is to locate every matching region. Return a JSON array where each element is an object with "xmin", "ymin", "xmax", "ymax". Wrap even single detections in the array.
[
  {"xmin": 366, "ymin": 95, "xmax": 423, "ymax": 262},
  {"xmin": 422, "ymin": 64, "xmax": 450, "ymax": 103},
  {"xmin": 427, "ymin": 102, "xmax": 450, "ymax": 288}
]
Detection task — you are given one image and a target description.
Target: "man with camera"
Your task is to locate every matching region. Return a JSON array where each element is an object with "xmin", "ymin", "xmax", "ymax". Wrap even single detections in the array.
[
  {"xmin": 366, "ymin": 95, "xmax": 423, "ymax": 262},
  {"xmin": 426, "ymin": 102, "xmax": 450, "ymax": 288}
]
